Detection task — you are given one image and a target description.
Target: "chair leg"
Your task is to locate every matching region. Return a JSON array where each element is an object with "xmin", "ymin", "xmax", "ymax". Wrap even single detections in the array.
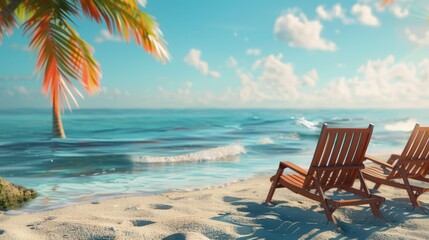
[
  {"xmin": 320, "ymin": 200, "xmax": 338, "ymax": 226},
  {"xmin": 408, "ymin": 190, "xmax": 422, "ymax": 208},
  {"xmin": 266, "ymin": 179, "xmax": 278, "ymax": 203},
  {"xmin": 373, "ymin": 183, "xmax": 381, "ymax": 190},
  {"xmin": 266, "ymin": 167, "xmax": 284, "ymax": 203},
  {"xmin": 399, "ymin": 167, "xmax": 422, "ymax": 207},
  {"xmin": 369, "ymin": 202, "xmax": 386, "ymax": 222}
]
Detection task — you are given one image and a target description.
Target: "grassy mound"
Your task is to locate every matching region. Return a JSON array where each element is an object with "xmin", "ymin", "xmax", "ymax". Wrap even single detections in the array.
[{"xmin": 0, "ymin": 177, "xmax": 37, "ymax": 210}]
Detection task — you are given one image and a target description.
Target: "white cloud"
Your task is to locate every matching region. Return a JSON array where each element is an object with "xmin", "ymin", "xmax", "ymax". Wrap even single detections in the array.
[
  {"xmin": 239, "ymin": 54, "xmax": 307, "ymax": 101},
  {"xmin": 0, "ymin": 76, "xmax": 31, "ymax": 81},
  {"xmin": 316, "ymin": 55, "xmax": 428, "ymax": 107},
  {"xmin": 376, "ymin": 0, "xmax": 409, "ymax": 18},
  {"xmin": 2, "ymin": 86, "xmax": 31, "ymax": 96},
  {"xmin": 316, "ymin": 6, "xmax": 330, "ymax": 20},
  {"xmin": 405, "ymin": 28, "xmax": 429, "ymax": 45},
  {"xmin": 234, "ymin": 54, "xmax": 429, "ymax": 108},
  {"xmin": 15, "ymin": 86, "xmax": 29, "ymax": 95},
  {"xmin": 184, "ymin": 49, "xmax": 221, "ymax": 78},
  {"xmin": 99, "ymin": 87, "xmax": 130, "ymax": 98},
  {"xmin": 351, "ymin": 4, "xmax": 380, "ymax": 26},
  {"xmin": 302, "ymin": 69, "xmax": 318, "ymax": 87},
  {"xmin": 246, "ymin": 48, "xmax": 261, "ymax": 56},
  {"xmin": 226, "ymin": 56, "xmax": 238, "ymax": 68},
  {"xmin": 316, "ymin": 4, "xmax": 352, "ymax": 24},
  {"xmin": 10, "ymin": 43, "xmax": 31, "ymax": 52},
  {"xmin": 391, "ymin": 5, "xmax": 409, "ymax": 18},
  {"xmin": 274, "ymin": 11, "xmax": 336, "ymax": 51},
  {"xmin": 95, "ymin": 30, "xmax": 122, "ymax": 43},
  {"xmin": 337, "ymin": 63, "xmax": 346, "ymax": 68}
]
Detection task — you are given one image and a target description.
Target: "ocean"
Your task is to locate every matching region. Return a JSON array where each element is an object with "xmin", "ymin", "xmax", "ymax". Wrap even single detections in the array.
[{"xmin": 0, "ymin": 108, "xmax": 426, "ymax": 214}]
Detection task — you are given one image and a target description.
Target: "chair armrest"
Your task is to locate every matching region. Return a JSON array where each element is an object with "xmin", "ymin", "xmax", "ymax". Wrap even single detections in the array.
[
  {"xmin": 364, "ymin": 155, "xmax": 394, "ymax": 169},
  {"xmin": 280, "ymin": 161, "xmax": 308, "ymax": 176},
  {"xmin": 387, "ymin": 154, "xmax": 401, "ymax": 164}
]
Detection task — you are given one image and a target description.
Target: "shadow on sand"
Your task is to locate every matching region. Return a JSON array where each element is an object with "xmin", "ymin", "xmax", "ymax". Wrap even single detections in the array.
[{"xmin": 213, "ymin": 196, "xmax": 429, "ymax": 239}]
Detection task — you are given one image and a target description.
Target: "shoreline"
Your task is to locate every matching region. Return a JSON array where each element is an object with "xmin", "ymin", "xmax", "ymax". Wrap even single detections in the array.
[{"xmin": 1, "ymin": 171, "xmax": 429, "ymax": 239}]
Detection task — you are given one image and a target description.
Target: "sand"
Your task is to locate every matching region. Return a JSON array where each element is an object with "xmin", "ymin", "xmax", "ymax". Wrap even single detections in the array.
[{"xmin": 1, "ymin": 167, "xmax": 429, "ymax": 239}]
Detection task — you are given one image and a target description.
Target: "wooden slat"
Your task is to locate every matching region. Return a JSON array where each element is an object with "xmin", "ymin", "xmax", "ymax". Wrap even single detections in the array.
[
  {"xmin": 405, "ymin": 130, "xmax": 426, "ymax": 175},
  {"xmin": 347, "ymin": 128, "xmax": 372, "ymax": 185},
  {"xmin": 304, "ymin": 124, "xmax": 329, "ymax": 187},
  {"xmin": 328, "ymin": 132, "xmax": 352, "ymax": 186},
  {"xmin": 418, "ymin": 130, "xmax": 429, "ymax": 175},
  {"xmin": 320, "ymin": 132, "xmax": 346, "ymax": 185},
  {"xmin": 337, "ymin": 132, "xmax": 361, "ymax": 185},
  {"xmin": 401, "ymin": 123, "xmax": 421, "ymax": 159}
]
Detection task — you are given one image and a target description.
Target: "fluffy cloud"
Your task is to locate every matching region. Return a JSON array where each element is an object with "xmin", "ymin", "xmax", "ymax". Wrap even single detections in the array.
[
  {"xmin": 143, "ymin": 55, "xmax": 429, "ymax": 108},
  {"xmin": 10, "ymin": 43, "xmax": 31, "ymax": 52},
  {"xmin": 99, "ymin": 87, "xmax": 130, "ymax": 97},
  {"xmin": 0, "ymin": 76, "xmax": 31, "ymax": 81},
  {"xmin": 274, "ymin": 11, "xmax": 336, "ymax": 51},
  {"xmin": 238, "ymin": 54, "xmax": 320, "ymax": 102},
  {"xmin": 235, "ymin": 54, "xmax": 429, "ymax": 108},
  {"xmin": 226, "ymin": 56, "xmax": 238, "ymax": 68},
  {"xmin": 302, "ymin": 69, "xmax": 319, "ymax": 87},
  {"xmin": 246, "ymin": 48, "xmax": 261, "ymax": 56},
  {"xmin": 351, "ymin": 4, "xmax": 380, "ymax": 26},
  {"xmin": 1, "ymin": 86, "xmax": 31, "ymax": 96},
  {"xmin": 316, "ymin": 4, "xmax": 352, "ymax": 24},
  {"xmin": 317, "ymin": 55, "xmax": 429, "ymax": 107},
  {"xmin": 95, "ymin": 30, "xmax": 122, "ymax": 43},
  {"xmin": 157, "ymin": 83, "xmax": 235, "ymax": 107},
  {"xmin": 405, "ymin": 28, "xmax": 429, "ymax": 46},
  {"xmin": 390, "ymin": 5, "xmax": 409, "ymax": 18},
  {"xmin": 184, "ymin": 49, "xmax": 221, "ymax": 78}
]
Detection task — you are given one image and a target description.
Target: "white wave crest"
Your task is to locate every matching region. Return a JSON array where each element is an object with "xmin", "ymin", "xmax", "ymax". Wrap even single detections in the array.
[
  {"xmin": 257, "ymin": 137, "xmax": 274, "ymax": 144},
  {"xmin": 385, "ymin": 118, "xmax": 417, "ymax": 132},
  {"xmin": 134, "ymin": 143, "xmax": 246, "ymax": 164},
  {"xmin": 295, "ymin": 117, "xmax": 318, "ymax": 130}
]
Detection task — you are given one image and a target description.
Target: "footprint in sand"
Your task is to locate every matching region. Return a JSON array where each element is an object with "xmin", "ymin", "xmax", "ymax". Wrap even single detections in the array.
[
  {"xmin": 131, "ymin": 220, "xmax": 155, "ymax": 227},
  {"xmin": 152, "ymin": 204, "xmax": 172, "ymax": 210},
  {"xmin": 223, "ymin": 196, "xmax": 243, "ymax": 203},
  {"xmin": 163, "ymin": 233, "xmax": 186, "ymax": 240}
]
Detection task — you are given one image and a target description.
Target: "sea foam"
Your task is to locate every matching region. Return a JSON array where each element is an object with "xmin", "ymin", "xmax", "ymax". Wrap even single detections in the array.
[
  {"xmin": 385, "ymin": 118, "xmax": 417, "ymax": 132},
  {"xmin": 295, "ymin": 117, "xmax": 318, "ymax": 130},
  {"xmin": 134, "ymin": 143, "xmax": 246, "ymax": 164},
  {"xmin": 257, "ymin": 137, "xmax": 274, "ymax": 144}
]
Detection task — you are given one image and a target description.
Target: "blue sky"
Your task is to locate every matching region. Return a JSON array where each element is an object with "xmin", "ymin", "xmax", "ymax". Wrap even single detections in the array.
[{"xmin": 1, "ymin": 0, "xmax": 429, "ymax": 108}]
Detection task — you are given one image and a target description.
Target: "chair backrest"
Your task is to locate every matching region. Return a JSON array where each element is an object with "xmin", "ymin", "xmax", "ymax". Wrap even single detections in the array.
[
  {"xmin": 303, "ymin": 123, "xmax": 374, "ymax": 188},
  {"xmin": 392, "ymin": 123, "xmax": 429, "ymax": 177}
]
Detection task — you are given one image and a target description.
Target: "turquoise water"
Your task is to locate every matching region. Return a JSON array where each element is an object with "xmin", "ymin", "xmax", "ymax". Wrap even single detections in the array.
[{"xmin": 0, "ymin": 109, "xmax": 427, "ymax": 214}]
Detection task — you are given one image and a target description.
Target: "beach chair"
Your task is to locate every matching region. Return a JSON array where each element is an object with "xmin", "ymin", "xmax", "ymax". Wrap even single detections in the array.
[
  {"xmin": 266, "ymin": 123, "xmax": 385, "ymax": 227},
  {"xmin": 362, "ymin": 123, "xmax": 429, "ymax": 208}
]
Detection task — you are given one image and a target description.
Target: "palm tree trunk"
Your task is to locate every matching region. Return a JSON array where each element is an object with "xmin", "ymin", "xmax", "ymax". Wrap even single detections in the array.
[{"xmin": 52, "ymin": 95, "xmax": 66, "ymax": 138}]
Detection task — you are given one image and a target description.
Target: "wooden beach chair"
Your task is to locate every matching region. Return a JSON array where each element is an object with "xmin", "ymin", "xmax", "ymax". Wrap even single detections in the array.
[
  {"xmin": 266, "ymin": 123, "xmax": 385, "ymax": 227},
  {"xmin": 362, "ymin": 123, "xmax": 429, "ymax": 208}
]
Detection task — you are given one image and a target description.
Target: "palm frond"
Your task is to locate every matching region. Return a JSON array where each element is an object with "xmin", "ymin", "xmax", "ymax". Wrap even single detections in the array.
[
  {"xmin": 0, "ymin": 0, "xmax": 21, "ymax": 43},
  {"xmin": 23, "ymin": 0, "xmax": 101, "ymax": 109},
  {"xmin": 79, "ymin": 0, "xmax": 171, "ymax": 62}
]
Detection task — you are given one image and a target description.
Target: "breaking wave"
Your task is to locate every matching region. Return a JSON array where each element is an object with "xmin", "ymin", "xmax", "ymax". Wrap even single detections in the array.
[
  {"xmin": 295, "ymin": 117, "xmax": 319, "ymax": 130},
  {"xmin": 257, "ymin": 137, "xmax": 274, "ymax": 144},
  {"xmin": 385, "ymin": 118, "xmax": 417, "ymax": 132},
  {"xmin": 134, "ymin": 143, "xmax": 246, "ymax": 164}
]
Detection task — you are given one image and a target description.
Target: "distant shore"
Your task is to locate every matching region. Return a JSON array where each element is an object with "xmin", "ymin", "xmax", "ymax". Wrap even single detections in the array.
[{"xmin": 1, "ymin": 168, "xmax": 429, "ymax": 239}]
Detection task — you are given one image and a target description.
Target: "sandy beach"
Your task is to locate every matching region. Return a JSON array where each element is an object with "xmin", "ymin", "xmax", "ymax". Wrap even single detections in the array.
[{"xmin": 1, "ymin": 168, "xmax": 429, "ymax": 240}]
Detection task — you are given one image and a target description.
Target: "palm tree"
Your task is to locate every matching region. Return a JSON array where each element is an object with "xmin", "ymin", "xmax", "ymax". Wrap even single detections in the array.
[{"xmin": 0, "ymin": 0, "xmax": 170, "ymax": 138}]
